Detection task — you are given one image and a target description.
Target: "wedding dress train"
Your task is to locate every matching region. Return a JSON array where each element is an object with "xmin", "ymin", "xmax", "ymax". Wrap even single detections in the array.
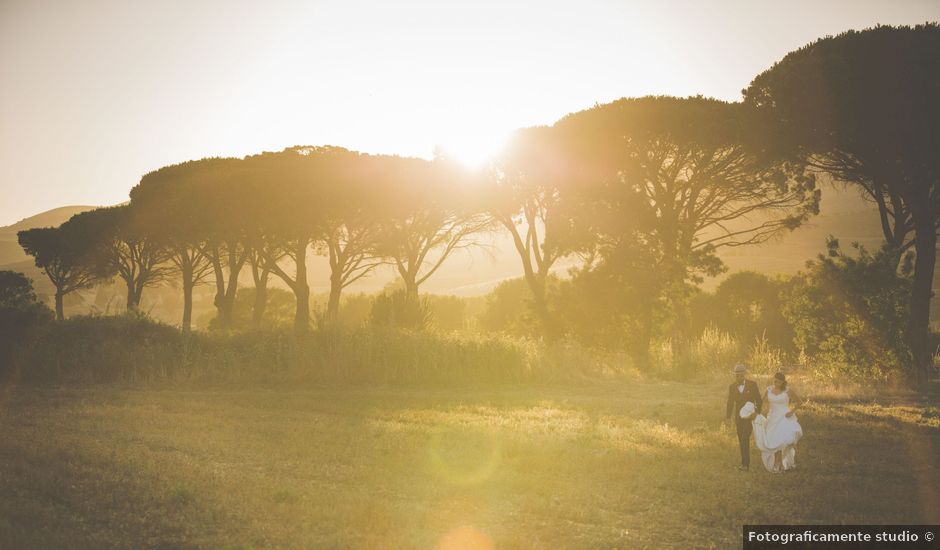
[{"xmin": 752, "ymin": 387, "xmax": 802, "ymax": 472}]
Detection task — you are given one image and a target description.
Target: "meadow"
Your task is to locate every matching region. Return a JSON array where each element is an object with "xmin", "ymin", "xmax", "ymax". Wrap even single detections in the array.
[{"xmin": 1, "ymin": 379, "xmax": 937, "ymax": 549}]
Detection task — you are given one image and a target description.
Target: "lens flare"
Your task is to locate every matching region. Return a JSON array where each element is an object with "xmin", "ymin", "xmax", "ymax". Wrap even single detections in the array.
[
  {"xmin": 436, "ymin": 525, "xmax": 494, "ymax": 550},
  {"xmin": 427, "ymin": 426, "xmax": 501, "ymax": 485}
]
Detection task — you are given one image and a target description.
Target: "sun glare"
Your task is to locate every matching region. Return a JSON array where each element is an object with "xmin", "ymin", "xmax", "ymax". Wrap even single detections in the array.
[{"xmin": 436, "ymin": 128, "xmax": 512, "ymax": 168}]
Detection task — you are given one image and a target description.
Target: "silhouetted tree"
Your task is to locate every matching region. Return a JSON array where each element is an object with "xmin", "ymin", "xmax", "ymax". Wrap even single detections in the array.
[
  {"xmin": 247, "ymin": 248, "xmax": 275, "ymax": 329},
  {"xmin": 486, "ymin": 127, "xmax": 583, "ymax": 337},
  {"xmin": 374, "ymin": 156, "xmax": 492, "ymax": 319},
  {"xmin": 244, "ymin": 147, "xmax": 342, "ymax": 332},
  {"xmin": 0, "ymin": 270, "xmax": 40, "ymax": 308},
  {"xmin": 18, "ymin": 220, "xmax": 114, "ymax": 320},
  {"xmin": 131, "ymin": 161, "xmax": 217, "ymax": 331},
  {"xmin": 744, "ymin": 24, "xmax": 940, "ymax": 386},
  {"xmin": 554, "ymin": 96, "xmax": 820, "ymax": 367},
  {"xmin": 318, "ymin": 153, "xmax": 386, "ymax": 323},
  {"xmin": 70, "ymin": 205, "xmax": 174, "ymax": 312},
  {"xmin": 189, "ymin": 158, "xmax": 252, "ymax": 330}
]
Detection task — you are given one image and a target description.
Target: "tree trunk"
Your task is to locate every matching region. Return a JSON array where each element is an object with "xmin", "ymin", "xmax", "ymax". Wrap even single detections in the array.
[
  {"xmin": 213, "ymin": 279, "xmax": 238, "ymax": 330},
  {"xmin": 908, "ymin": 223, "xmax": 936, "ymax": 388},
  {"xmin": 126, "ymin": 281, "xmax": 139, "ymax": 312},
  {"xmin": 293, "ymin": 239, "xmax": 310, "ymax": 332},
  {"xmin": 526, "ymin": 273, "xmax": 560, "ymax": 340},
  {"xmin": 54, "ymin": 290, "xmax": 64, "ymax": 321},
  {"xmin": 403, "ymin": 277, "xmax": 419, "ymax": 303},
  {"xmin": 212, "ymin": 245, "xmax": 244, "ymax": 331},
  {"xmin": 179, "ymin": 257, "xmax": 194, "ymax": 332},
  {"xmin": 219, "ymin": 276, "xmax": 239, "ymax": 330},
  {"xmin": 327, "ymin": 272, "xmax": 342, "ymax": 323},
  {"xmin": 182, "ymin": 278, "xmax": 193, "ymax": 332},
  {"xmin": 211, "ymin": 254, "xmax": 228, "ymax": 329},
  {"xmin": 252, "ymin": 271, "xmax": 269, "ymax": 329}
]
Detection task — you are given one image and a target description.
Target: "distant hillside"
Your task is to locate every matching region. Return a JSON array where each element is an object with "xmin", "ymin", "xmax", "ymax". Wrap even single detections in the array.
[
  {"xmin": 0, "ymin": 205, "xmax": 101, "ymax": 308},
  {"xmin": 1, "ymin": 205, "xmax": 99, "ymax": 233},
  {"xmin": 0, "ymin": 205, "xmax": 98, "ymax": 266},
  {"xmin": 714, "ymin": 185, "xmax": 886, "ymax": 279}
]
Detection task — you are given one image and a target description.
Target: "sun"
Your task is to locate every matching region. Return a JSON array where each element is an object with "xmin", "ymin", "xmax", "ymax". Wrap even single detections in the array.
[{"xmin": 436, "ymin": 127, "xmax": 512, "ymax": 168}]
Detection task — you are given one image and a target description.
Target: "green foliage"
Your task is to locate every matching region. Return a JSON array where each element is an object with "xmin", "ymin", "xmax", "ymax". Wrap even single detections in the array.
[{"xmin": 782, "ymin": 239, "xmax": 912, "ymax": 379}]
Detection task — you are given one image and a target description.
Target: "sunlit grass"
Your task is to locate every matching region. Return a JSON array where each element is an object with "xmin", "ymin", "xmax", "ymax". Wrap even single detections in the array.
[{"xmin": 1, "ymin": 381, "xmax": 937, "ymax": 548}]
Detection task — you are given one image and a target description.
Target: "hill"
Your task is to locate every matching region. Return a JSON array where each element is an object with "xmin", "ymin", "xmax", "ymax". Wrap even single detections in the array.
[{"xmin": 0, "ymin": 205, "xmax": 99, "ymax": 267}]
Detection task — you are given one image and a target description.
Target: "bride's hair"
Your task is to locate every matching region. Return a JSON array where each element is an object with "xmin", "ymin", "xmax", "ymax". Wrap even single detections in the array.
[{"xmin": 773, "ymin": 372, "xmax": 788, "ymax": 390}]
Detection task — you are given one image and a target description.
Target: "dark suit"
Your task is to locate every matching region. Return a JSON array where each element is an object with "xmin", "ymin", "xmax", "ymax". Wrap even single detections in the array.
[{"xmin": 726, "ymin": 379, "xmax": 762, "ymax": 468}]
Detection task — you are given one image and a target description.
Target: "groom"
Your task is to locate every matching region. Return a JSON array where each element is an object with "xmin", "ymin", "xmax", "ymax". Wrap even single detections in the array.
[{"xmin": 725, "ymin": 364, "xmax": 762, "ymax": 471}]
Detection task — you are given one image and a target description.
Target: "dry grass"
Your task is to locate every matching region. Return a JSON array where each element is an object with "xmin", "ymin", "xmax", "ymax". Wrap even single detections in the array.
[{"xmin": 0, "ymin": 381, "xmax": 937, "ymax": 548}]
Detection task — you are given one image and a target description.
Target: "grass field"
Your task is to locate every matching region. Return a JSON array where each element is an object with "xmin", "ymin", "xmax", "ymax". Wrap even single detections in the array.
[{"xmin": 1, "ymin": 380, "xmax": 938, "ymax": 549}]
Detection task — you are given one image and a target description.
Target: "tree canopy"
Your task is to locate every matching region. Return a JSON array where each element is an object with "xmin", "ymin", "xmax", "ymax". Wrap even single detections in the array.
[{"xmin": 744, "ymin": 24, "xmax": 940, "ymax": 385}]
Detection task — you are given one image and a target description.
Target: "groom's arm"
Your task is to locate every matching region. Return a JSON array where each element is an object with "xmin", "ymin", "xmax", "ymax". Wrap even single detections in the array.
[{"xmin": 753, "ymin": 382, "xmax": 763, "ymax": 413}]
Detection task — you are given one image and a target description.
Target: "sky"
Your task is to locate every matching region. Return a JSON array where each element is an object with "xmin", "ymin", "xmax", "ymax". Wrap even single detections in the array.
[{"xmin": 1, "ymin": 0, "xmax": 939, "ymax": 226}]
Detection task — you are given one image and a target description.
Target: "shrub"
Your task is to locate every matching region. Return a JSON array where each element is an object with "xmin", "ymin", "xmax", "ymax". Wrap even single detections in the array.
[
  {"xmin": 781, "ymin": 239, "xmax": 911, "ymax": 379},
  {"xmin": 369, "ymin": 290, "xmax": 433, "ymax": 331},
  {"xmin": 0, "ymin": 271, "xmax": 54, "ymax": 374}
]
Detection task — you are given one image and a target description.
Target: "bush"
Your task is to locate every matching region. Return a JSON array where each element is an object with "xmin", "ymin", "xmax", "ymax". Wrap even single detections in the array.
[
  {"xmin": 369, "ymin": 290, "xmax": 433, "ymax": 331},
  {"xmin": 0, "ymin": 271, "xmax": 54, "ymax": 374},
  {"xmin": 477, "ymin": 277, "xmax": 531, "ymax": 335},
  {"xmin": 781, "ymin": 239, "xmax": 911, "ymax": 380},
  {"xmin": 17, "ymin": 312, "xmax": 181, "ymax": 384}
]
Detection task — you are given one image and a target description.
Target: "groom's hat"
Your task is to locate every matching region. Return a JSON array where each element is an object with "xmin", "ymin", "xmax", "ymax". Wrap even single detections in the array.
[{"xmin": 732, "ymin": 364, "xmax": 748, "ymax": 374}]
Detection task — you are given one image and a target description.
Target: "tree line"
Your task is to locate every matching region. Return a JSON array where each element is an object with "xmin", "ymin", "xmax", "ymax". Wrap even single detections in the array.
[{"xmin": 15, "ymin": 25, "xmax": 939, "ymax": 386}]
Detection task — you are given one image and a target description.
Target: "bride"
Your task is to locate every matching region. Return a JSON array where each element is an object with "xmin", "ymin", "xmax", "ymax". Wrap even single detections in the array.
[{"xmin": 752, "ymin": 372, "xmax": 803, "ymax": 473}]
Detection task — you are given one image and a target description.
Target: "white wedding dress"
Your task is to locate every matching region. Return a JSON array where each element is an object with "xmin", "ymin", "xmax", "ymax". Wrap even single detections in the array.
[{"xmin": 752, "ymin": 387, "xmax": 803, "ymax": 472}]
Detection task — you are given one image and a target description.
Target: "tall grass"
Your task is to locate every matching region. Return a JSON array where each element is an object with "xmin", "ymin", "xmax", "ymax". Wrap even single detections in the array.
[
  {"xmin": 11, "ymin": 314, "xmax": 641, "ymax": 387},
  {"xmin": 650, "ymin": 326, "xmax": 789, "ymax": 380},
  {"xmin": 651, "ymin": 326, "xmax": 741, "ymax": 379},
  {"xmin": 12, "ymin": 314, "xmax": 910, "ymax": 391}
]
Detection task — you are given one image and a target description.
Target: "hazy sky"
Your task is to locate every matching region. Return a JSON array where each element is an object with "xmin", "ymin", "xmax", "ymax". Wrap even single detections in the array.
[{"xmin": 1, "ymin": 0, "xmax": 938, "ymax": 226}]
